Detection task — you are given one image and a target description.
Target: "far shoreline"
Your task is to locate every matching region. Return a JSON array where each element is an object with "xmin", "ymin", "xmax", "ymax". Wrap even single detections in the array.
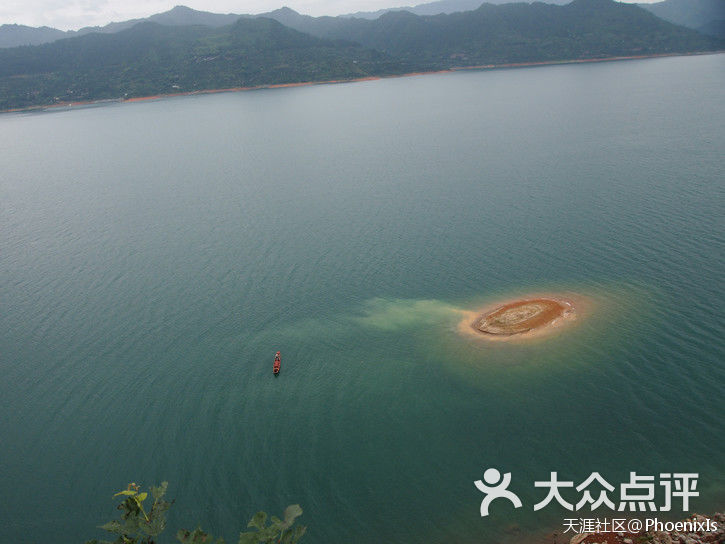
[{"xmin": 2, "ymin": 50, "xmax": 722, "ymax": 114}]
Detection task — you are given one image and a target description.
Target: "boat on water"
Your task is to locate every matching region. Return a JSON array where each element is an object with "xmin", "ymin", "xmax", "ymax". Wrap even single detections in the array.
[{"xmin": 273, "ymin": 351, "xmax": 281, "ymax": 375}]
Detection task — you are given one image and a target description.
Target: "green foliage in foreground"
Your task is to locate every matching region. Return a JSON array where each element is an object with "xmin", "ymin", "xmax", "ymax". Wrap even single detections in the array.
[{"xmin": 85, "ymin": 482, "xmax": 306, "ymax": 544}]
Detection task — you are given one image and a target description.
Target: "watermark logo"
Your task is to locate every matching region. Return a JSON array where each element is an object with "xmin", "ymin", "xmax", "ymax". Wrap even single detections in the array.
[
  {"xmin": 473, "ymin": 468, "xmax": 522, "ymax": 516},
  {"xmin": 562, "ymin": 517, "xmax": 719, "ymax": 534},
  {"xmin": 474, "ymin": 470, "xmax": 699, "ymax": 517}
]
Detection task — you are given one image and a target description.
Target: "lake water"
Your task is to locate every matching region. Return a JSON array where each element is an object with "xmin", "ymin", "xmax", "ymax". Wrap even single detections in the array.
[{"xmin": 1, "ymin": 54, "xmax": 723, "ymax": 543}]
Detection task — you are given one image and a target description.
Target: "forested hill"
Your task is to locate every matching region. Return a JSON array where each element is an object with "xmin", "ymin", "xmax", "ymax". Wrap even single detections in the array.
[
  {"xmin": 0, "ymin": 18, "xmax": 407, "ymax": 110},
  {"xmin": 0, "ymin": 0, "xmax": 721, "ymax": 111},
  {"xmin": 261, "ymin": 0, "xmax": 720, "ymax": 65}
]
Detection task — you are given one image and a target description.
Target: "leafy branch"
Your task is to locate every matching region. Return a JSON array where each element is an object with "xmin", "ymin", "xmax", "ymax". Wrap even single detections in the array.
[
  {"xmin": 86, "ymin": 482, "xmax": 306, "ymax": 544},
  {"xmin": 86, "ymin": 482, "xmax": 172, "ymax": 544}
]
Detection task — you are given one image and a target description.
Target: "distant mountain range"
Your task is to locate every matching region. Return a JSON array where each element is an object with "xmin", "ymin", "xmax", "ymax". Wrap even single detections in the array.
[
  {"xmin": 638, "ymin": 0, "xmax": 725, "ymax": 37},
  {"xmin": 0, "ymin": 0, "xmax": 721, "ymax": 110},
  {"xmin": 340, "ymin": 0, "xmax": 568, "ymax": 20},
  {"xmin": 0, "ymin": 6, "xmax": 243, "ymax": 48},
  {"xmin": 2, "ymin": 0, "xmax": 723, "ymax": 49},
  {"xmin": 253, "ymin": 0, "xmax": 720, "ymax": 65}
]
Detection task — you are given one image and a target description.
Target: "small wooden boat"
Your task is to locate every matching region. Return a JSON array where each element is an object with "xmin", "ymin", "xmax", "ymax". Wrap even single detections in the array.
[{"xmin": 273, "ymin": 351, "xmax": 281, "ymax": 375}]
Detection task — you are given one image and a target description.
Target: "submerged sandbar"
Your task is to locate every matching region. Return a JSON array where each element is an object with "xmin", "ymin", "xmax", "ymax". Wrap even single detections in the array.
[{"xmin": 460, "ymin": 295, "xmax": 581, "ymax": 341}]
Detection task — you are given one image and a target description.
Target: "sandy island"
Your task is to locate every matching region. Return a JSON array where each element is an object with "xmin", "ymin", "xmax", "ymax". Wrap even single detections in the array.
[{"xmin": 458, "ymin": 294, "xmax": 584, "ymax": 342}]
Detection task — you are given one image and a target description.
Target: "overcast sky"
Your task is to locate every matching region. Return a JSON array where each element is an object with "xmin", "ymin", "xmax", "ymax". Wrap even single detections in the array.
[{"xmin": 2, "ymin": 0, "xmax": 656, "ymax": 31}]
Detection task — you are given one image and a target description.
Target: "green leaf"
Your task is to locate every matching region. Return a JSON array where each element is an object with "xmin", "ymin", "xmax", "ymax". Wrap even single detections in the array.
[
  {"xmin": 247, "ymin": 511, "xmax": 267, "ymax": 530},
  {"xmin": 98, "ymin": 521, "xmax": 123, "ymax": 534},
  {"xmin": 260, "ymin": 525, "xmax": 283, "ymax": 542},
  {"xmin": 118, "ymin": 515, "xmax": 142, "ymax": 534},
  {"xmin": 114, "ymin": 490, "xmax": 137, "ymax": 497},
  {"xmin": 237, "ymin": 532, "xmax": 259, "ymax": 544},
  {"xmin": 136, "ymin": 492, "xmax": 148, "ymax": 502},
  {"xmin": 177, "ymin": 527, "xmax": 212, "ymax": 544},
  {"xmin": 290, "ymin": 525, "xmax": 306, "ymax": 543},
  {"xmin": 151, "ymin": 481, "xmax": 168, "ymax": 501},
  {"xmin": 280, "ymin": 525, "xmax": 307, "ymax": 544},
  {"xmin": 283, "ymin": 505, "xmax": 303, "ymax": 526}
]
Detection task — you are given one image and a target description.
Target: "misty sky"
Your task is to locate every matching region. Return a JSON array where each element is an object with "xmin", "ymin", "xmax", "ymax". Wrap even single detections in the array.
[{"xmin": 3, "ymin": 0, "xmax": 657, "ymax": 31}]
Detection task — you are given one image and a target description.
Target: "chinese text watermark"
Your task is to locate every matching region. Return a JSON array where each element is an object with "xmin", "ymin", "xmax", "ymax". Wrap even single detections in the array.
[{"xmin": 474, "ymin": 470, "xmax": 700, "ymax": 516}]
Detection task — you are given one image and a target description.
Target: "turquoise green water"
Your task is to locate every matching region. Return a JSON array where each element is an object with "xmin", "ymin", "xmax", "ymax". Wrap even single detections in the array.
[{"xmin": 1, "ymin": 54, "xmax": 723, "ymax": 543}]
